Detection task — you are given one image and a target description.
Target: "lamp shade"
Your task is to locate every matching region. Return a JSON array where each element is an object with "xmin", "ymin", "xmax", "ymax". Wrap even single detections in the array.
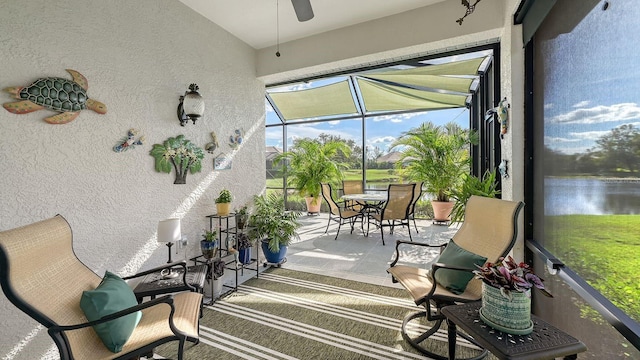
[
  {"xmin": 157, "ymin": 218, "xmax": 181, "ymax": 243},
  {"xmin": 182, "ymin": 84, "xmax": 204, "ymax": 119}
]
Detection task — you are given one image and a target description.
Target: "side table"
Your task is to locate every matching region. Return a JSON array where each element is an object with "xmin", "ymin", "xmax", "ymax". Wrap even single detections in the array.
[
  {"xmin": 441, "ymin": 302, "xmax": 587, "ymax": 360},
  {"xmin": 133, "ymin": 264, "xmax": 207, "ymax": 303}
]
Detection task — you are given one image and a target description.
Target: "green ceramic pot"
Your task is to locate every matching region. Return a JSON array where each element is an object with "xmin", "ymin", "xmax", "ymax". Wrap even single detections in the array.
[{"xmin": 479, "ymin": 281, "xmax": 533, "ymax": 335}]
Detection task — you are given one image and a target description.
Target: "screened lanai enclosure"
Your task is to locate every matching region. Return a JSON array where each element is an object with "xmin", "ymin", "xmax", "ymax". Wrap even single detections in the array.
[{"xmin": 265, "ymin": 45, "xmax": 501, "ymax": 210}]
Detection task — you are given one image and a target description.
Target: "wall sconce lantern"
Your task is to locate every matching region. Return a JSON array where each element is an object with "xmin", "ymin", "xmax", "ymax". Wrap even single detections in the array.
[{"xmin": 177, "ymin": 83, "xmax": 204, "ymax": 126}]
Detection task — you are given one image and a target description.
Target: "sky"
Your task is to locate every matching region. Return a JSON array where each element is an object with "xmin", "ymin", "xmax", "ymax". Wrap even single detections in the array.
[
  {"xmin": 265, "ymin": 104, "xmax": 468, "ymax": 156},
  {"xmin": 264, "ymin": 52, "xmax": 482, "ymax": 155},
  {"xmin": 541, "ymin": 1, "xmax": 640, "ymax": 155}
]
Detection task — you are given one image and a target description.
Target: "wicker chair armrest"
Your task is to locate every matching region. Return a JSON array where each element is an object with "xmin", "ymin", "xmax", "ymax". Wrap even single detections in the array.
[
  {"xmin": 48, "ymin": 295, "xmax": 175, "ymax": 334},
  {"xmin": 389, "ymin": 239, "xmax": 447, "ymax": 267}
]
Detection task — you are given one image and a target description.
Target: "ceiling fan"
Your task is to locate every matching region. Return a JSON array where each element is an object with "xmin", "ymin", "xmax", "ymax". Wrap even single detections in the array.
[{"xmin": 291, "ymin": 0, "xmax": 314, "ymax": 22}]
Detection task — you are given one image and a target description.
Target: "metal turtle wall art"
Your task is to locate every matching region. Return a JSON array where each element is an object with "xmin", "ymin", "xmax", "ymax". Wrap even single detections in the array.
[{"xmin": 3, "ymin": 69, "xmax": 107, "ymax": 124}]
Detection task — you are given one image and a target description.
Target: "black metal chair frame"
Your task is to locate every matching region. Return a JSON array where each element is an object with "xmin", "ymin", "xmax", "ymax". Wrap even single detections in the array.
[
  {"xmin": 366, "ymin": 183, "xmax": 415, "ymax": 245},
  {"xmin": 321, "ymin": 183, "xmax": 364, "ymax": 240},
  {"xmin": 408, "ymin": 181, "xmax": 423, "ymax": 233},
  {"xmin": 387, "ymin": 196, "xmax": 524, "ymax": 360}
]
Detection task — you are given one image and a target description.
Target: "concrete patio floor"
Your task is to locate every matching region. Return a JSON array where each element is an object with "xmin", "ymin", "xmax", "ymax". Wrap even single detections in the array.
[{"xmin": 283, "ymin": 212, "xmax": 460, "ymax": 288}]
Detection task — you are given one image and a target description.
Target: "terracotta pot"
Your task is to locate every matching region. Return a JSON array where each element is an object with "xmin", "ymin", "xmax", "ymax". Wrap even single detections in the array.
[
  {"xmin": 431, "ymin": 200, "xmax": 454, "ymax": 221},
  {"xmin": 305, "ymin": 196, "xmax": 322, "ymax": 214}
]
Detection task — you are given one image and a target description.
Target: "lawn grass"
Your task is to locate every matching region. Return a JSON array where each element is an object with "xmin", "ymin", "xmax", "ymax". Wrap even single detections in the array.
[
  {"xmin": 546, "ymin": 215, "xmax": 640, "ymax": 322},
  {"xmin": 267, "ymin": 169, "xmax": 402, "ymax": 188}
]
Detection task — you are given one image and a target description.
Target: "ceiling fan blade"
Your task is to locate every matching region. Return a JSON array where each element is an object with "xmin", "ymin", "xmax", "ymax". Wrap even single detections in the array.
[{"xmin": 291, "ymin": 0, "xmax": 314, "ymax": 22}]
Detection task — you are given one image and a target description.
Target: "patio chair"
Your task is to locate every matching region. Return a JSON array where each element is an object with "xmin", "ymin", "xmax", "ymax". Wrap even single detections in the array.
[
  {"xmin": 321, "ymin": 183, "xmax": 364, "ymax": 240},
  {"xmin": 367, "ymin": 183, "xmax": 415, "ymax": 245},
  {"xmin": 0, "ymin": 215, "xmax": 203, "ymax": 360},
  {"xmin": 408, "ymin": 181, "xmax": 424, "ymax": 233},
  {"xmin": 387, "ymin": 195, "xmax": 524, "ymax": 360},
  {"xmin": 342, "ymin": 180, "xmax": 364, "ymax": 211}
]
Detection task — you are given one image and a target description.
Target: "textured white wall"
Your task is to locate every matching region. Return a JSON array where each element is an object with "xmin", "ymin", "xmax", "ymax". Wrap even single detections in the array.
[{"xmin": 0, "ymin": 1, "xmax": 264, "ymax": 358}]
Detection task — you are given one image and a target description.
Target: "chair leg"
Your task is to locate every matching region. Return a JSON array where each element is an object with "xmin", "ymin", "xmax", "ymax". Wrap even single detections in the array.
[
  {"xmin": 412, "ymin": 216, "xmax": 419, "ymax": 233},
  {"xmin": 380, "ymin": 224, "xmax": 385, "ymax": 246},
  {"xmin": 335, "ymin": 220, "xmax": 342, "ymax": 240},
  {"xmin": 407, "ymin": 220, "xmax": 413, "ymax": 241},
  {"xmin": 177, "ymin": 339, "xmax": 185, "ymax": 360},
  {"xmin": 324, "ymin": 215, "xmax": 331, "ymax": 234}
]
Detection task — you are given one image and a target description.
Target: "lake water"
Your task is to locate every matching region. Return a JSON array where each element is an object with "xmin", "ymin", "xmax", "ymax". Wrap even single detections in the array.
[{"xmin": 545, "ymin": 177, "xmax": 640, "ymax": 215}]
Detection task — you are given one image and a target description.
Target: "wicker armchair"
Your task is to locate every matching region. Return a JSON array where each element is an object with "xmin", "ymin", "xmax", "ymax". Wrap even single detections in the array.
[
  {"xmin": 0, "ymin": 215, "xmax": 202, "ymax": 360},
  {"xmin": 387, "ymin": 196, "xmax": 524, "ymax": 359}
]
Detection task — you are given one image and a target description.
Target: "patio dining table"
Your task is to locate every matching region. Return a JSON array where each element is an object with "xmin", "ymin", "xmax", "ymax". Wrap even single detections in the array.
[
  {"xmin": 341, "ymin": 193, "xmax": 387, "ymax": 236},
  {"xmin": 341, "ymin": 193, "xmax": 387, "ymax": 203}
]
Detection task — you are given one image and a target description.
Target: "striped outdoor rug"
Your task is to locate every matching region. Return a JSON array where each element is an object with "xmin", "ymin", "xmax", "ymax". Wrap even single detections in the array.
[{"xmin": 156, "ymin": 268, "xmax": 485, "ymax": 359}]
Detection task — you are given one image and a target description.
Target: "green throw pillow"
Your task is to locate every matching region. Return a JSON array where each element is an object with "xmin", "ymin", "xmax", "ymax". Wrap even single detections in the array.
[
  {"xmin": 80, "ymin": 271, "xmax": 142, "ymax": 353},
  {"xmin": 433, "ymin": 240, "xmax": 487, "ymax": 295}
]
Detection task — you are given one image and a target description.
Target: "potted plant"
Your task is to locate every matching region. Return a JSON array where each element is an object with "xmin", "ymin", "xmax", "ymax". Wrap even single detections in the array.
[
  {"xmin": 200, "ymin": 229, "xmax": 217, "ymax": 259},
  {"xmin": 473, "ymin": 256, "xmax": 552, "ymax": 335},
  {"xmin": 215, "ymin": 189, "xmax": 232, "ymax": 216},
  {"xmin": 235, "ymin": 232, "xmax": 252, "ymax": 264},
  {"xmin": 235, "ymin": 204, "xmax": 249, "ymax": 230},
  {"xmin": 391, "ymin": 122, "xmax": 478, "ymax": 221},
  {"xmin": 248, "ymin": 192, "xmax": 301, "ymax": 265},
  {"xmin": 274, "ymin": 138, "xmax": 350, "ymax": 214},
  {"xmin": 449, "ymin": 169, "xmax": 500, "ymax": 224}
]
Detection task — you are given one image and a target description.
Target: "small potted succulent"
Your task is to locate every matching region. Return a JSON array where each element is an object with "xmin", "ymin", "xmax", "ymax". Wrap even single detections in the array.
[
  {"xmin": 235, "ymin": 204, "xmax": 249, "ymax": 230},
  {"xmin": 200, "ymin": 229, "xmax": 218, "ymax": 259},
  {"xmin": 215, "ymin": 189, "xmax": 232, "ymax": 216},
  {"xmin": 473, "ymin": 256, "xmax": 552, "ymax": 335}
]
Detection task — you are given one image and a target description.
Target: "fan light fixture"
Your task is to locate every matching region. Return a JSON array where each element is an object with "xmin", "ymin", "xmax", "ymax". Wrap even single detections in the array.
[
  {"xmin": 291, "ymin": 0, "xmax": 314, "ymax": 22},
  {"xmin": 177, "ymin": 83, "xmax": 204, "ymax": 126}
]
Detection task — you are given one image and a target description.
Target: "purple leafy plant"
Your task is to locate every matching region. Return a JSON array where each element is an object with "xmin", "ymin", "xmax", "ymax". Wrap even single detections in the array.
[{"xmin": 474, "ymin": 256, "xmax": 553, "ymax": 298}]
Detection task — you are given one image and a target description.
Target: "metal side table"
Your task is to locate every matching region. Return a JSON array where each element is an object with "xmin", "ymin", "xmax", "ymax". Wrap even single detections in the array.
[
  {"xmin": 441, "ymin": 302, "xmax": 587, "ymax": 360},
  {"xmin": 133, "ymin": 264, "xmax": 207, "ymax": 303}
]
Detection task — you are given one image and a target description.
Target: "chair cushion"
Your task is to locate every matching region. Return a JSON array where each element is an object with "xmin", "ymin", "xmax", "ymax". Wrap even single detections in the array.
[
  {"xmin": 433, "ymin": 240, "xmax": 487, "ymax": 295},
  {"xmin": 80, "ymin": 271, "xmax": 142, "ymax": 353}
]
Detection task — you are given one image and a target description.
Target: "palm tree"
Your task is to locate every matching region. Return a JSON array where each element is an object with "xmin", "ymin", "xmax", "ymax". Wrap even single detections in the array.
[
  {"xmin": 391, "ymin": 121, "xmax": 478, "ymax": 203},
  {"xmin": 274, "ymin": 138, "xmax": 351, "ymax": 208}
]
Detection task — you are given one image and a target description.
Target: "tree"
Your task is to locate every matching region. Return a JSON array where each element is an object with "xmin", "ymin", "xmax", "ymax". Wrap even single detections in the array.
[
  {"xmin": 150, "ymin": 135, "xmax": 204, "ymax": 184},
  {"xmin": 594, "ymin": 124, "xmax": 640, "ymax": 174}
]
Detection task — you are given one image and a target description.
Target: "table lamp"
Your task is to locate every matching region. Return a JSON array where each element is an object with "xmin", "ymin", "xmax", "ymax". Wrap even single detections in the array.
[{"xmin": 157, "ymin": 218, "xmax": 181, "ymax": 278}]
